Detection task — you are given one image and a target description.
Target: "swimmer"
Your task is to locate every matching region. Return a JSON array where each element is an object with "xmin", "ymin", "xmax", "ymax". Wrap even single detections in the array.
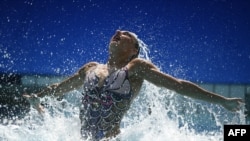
[{"xmin": 24, "ymin": 30, "xmax": 244, "ymax": 140}]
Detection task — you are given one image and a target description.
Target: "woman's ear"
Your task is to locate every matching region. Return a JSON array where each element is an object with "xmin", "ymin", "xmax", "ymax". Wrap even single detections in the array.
[
  {"xmin": 133, "ymin": 48, "xmax": 139, "ymax": 55},
  {"xmin": 130, "ymin": 55, "xmax": 137, "ymax": 60},
  {"xmin": 130, "ymin": 50, "xmax": 139, "ymax": 61}
]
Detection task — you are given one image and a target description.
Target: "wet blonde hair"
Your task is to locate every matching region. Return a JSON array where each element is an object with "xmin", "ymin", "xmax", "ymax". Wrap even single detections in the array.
[{"xmin": 129, "ymin": 32, "xmax": 149, "ymax": 60}]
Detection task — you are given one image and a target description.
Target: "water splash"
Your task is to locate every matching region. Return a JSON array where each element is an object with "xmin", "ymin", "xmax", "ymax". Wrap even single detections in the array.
[
  {"xmin": 117, "ymin": 81, "xmax": 245, "ymax": 141},
  {"xmin": 0, "ymin": 36, "xmax": 245, "ymax": 141},
  {"xmin": 0, "ymin": 81, "xmax": 245, "ymax": 141}
]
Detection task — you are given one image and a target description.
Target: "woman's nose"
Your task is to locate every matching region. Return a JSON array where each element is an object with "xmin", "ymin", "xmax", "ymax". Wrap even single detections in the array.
[{"xmin": 115, "ymin": 30, "xmax": 121, "ymax": 34}]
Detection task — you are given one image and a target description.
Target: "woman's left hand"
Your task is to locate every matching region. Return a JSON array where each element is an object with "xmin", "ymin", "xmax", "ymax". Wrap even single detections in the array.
[{"xmin": 222, "ymin": 97, "xmax": 245, "ymax": 112}]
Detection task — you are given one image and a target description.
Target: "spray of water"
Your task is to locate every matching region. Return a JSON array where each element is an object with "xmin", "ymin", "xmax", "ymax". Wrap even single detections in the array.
[{"xmin": 0, "ymin": 37, "xmax": 245, "ymax": 141}]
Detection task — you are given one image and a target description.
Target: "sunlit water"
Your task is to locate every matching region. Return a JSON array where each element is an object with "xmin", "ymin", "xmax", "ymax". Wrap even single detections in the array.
[
  {"xmin": 0, "ymin": 81, "xmax": 246, "ymax": 141},
  {"xmin": 0, "ymin": 38, "xmax": 246, "ymax": 141}
]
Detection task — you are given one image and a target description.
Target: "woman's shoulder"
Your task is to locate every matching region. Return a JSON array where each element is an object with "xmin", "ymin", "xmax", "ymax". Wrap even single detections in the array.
[
  {"xmin": 129, "ymin": 58, "xmax": 153, "ymax": 67},
  {"xmin": 129, "ymin": 58, "xmax": 146, "ymax": 63},
  {"xmin": 78, "ymin": 61, "xmax": 99, "ymax": 74},
  {"xmin": 127, "ymin": 58, "xmax": 155, "ymax": 75}
]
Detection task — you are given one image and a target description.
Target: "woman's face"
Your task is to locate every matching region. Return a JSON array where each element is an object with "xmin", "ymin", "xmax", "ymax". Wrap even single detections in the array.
[{"xmin": 109, "ymin": 30, "xmax": 138, "ymax": 56}]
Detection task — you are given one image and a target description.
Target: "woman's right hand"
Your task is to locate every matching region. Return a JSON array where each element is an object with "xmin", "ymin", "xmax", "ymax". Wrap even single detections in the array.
[{"xmin": 23, "ymin": 93, "xmax": 45, "ymax": 114}]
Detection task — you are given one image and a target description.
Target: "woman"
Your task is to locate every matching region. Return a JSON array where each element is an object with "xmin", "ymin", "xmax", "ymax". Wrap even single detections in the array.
[{"xmin": 24, "ymin": 30, "xmax": 244, "ymax": 140}]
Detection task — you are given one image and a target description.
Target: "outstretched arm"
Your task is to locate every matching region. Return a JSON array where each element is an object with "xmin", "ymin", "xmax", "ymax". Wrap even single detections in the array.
[
  {"xmin": 129, "ymin": 58, "xmax": 244, "ymax": 112},
  {"xmin": 23, "ymin": 62, "xmax": 98, "ymax": 113},
  {"xmin": 36, "ymin": 62, "xmax": 97, "ymax": 98}
]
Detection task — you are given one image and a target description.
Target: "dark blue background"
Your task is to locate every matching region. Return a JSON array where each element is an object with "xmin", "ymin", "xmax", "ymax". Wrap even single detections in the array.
[{"xmin": 1, "ymin": 0, "xmax": 250, "ymax": 83}]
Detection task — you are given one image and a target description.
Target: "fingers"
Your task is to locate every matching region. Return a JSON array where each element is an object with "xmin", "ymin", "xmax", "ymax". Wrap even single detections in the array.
[
  {"xmin": 234, "ymin": 105, "xmax": 240, "ymax": 112},
  {"xmin": 23, "ymin": 94, "xmax": 31, "ymax": 98},
  {"xmin": 37, "ymin": 104, "xmax": 45, "ymax": 114},
  {"xmin": 236, "ymin": 98, "xmax": 244, "ymax": 103},
  {"xmin": 224, "ymin": 98, "xmax": 244, "ymax": 112},
  {"xmin": 22, "ymin": 93, "xmax": 45, "ymax": 114},
  {"xmin": 234, "ymin": 98, "xmax": 245, "ymax": 112}
]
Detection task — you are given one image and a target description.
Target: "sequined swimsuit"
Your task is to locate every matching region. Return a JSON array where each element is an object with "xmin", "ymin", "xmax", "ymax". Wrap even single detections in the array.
[{"xmin": 80, "ymin": 67, "xmax": 133, "ymax": 140}]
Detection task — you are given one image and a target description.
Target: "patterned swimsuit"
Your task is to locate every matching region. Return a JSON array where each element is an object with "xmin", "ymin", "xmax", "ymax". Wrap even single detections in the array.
[{"xmin": 80, "ymin": 67, "xmax": 133, "ymax": 140}]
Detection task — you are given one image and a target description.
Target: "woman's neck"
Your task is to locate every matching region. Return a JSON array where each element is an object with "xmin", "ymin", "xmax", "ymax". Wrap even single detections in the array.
[{"xmin": 106, "ymin": 55, "xmax": 130, "ymax": 70}]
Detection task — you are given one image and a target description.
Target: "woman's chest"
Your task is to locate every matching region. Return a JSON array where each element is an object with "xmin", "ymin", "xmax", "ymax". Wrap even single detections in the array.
[{"xmin": 88, "ymin": 65, "xmax": 109, "ymax": 87}]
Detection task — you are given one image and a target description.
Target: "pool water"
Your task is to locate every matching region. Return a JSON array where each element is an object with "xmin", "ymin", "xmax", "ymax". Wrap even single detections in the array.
[{"xmin": 0, "ymin": 81, "xmax": 245, "ymax": 141}]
